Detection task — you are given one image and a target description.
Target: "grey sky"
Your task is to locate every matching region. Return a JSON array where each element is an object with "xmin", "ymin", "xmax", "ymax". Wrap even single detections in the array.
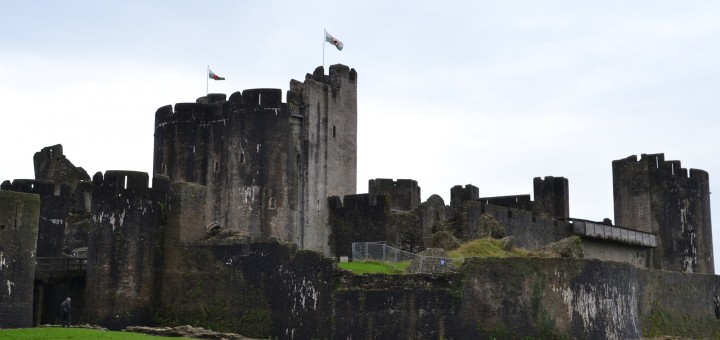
[{"xmin": 2, "ymin": 1, "xmax": 719, "ymax": 268}]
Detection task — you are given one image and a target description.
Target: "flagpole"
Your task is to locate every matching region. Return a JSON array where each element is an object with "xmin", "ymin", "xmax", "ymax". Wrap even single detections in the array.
[
  {"xmin": 322, "ymin": 28, "xmax": 325, "ymax": 73},
  {"xmin": 206, "ymin": 65, "xmax": 209, "ymax": 95}
]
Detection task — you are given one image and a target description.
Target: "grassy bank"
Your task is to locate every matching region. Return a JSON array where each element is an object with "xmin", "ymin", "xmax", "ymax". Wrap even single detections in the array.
[{"xmin": 338, "ymin": 260, "xmax": 410, "ymax": 274}]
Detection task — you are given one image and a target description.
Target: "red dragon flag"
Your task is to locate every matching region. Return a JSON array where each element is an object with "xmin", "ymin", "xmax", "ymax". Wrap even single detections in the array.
[
  {"xmin": 324, "ymin": 30, "xmax": 344, "ymax": 51},
  {"xmin": 208, "ymin": 68, "xmax": 225, "ymax": 80}
]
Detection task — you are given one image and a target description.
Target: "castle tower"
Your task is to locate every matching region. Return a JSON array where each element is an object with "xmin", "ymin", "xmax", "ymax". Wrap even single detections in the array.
[
  {"xmin": 613, "ymin": 153, "xmax": 713, "ymax": 273},
  {"xmin": 0, "ymin": 190, "xmax": 40, "ymax": 328},
  {"xmin": 84, "ymin": 171, "xmax": 169, "ymax": 329},
  {"xmin": 153, "ymin": 65, "xmax": 357, "ymax": 254},
  {"xmin": 533, "ymin": 176, "xmax": 569, "ymax": 218}
]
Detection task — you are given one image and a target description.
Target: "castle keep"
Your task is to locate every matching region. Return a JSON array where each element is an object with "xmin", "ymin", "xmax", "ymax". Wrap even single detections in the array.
[
  {"xmin": 153, "ymin": 64, "xmax": 357, "ymax": 253},
  {"xmin": 1, "ymin": 64, "xmax": 718, "ymax": 339}
]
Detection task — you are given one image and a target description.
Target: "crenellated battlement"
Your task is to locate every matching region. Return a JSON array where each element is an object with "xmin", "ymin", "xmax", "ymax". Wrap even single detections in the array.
[
  {"xmin": 450, "ymin": 184, "xmax": 479, "ymax": 208},
  {"xmin": 304, "ymin": 64, "xmax": 357, "ymax": 85},
  {"xmin": 154, "ymin": 88, "xmax": 293, "ymax": 128},
  {"xmin": 369, "ymin": 178, "xmax": 420, "ymax": 211},
  {"xmin": 614, "ymin": 153, "xmax": 708, "ymax": 181},
  {"xmin": 7, "ymin": 179, "xmax": 70, "ymax": 198},
  {"xmin": 154, "ymin": 101, "xmax": 227, "ymax": 127},
  {"xmin": 91, "ymin": 170, "xmax": 169, "ymax": 199}
]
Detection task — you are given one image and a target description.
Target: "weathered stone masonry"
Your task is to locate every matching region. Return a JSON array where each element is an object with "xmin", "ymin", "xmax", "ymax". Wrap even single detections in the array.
[
  {"xmin": 0, "ymin": 190, "xmax": 40, "ymax": 328},
  {"xmin": 153, "ymin": 65, "xmax": 357, "ymax": 255},
  {"xmin": 614, "ymin": 153, "xmax": 714, "ymax": 273}
]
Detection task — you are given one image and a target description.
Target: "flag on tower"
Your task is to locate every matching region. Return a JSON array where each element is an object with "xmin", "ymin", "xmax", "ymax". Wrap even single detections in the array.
[
  {"xmin": 208, "ymin": 69, "xmax": 225, "ymax": 80},
  {"xmin": 324, "ymin": 30, "xmax": 344, "ymax": 51}
]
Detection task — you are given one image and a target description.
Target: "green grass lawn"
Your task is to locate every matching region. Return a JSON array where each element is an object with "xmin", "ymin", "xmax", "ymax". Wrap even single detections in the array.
[
  {"xmin": 338, "ymin": 260, "xmax": 409, "ymax": 274},
  {"xmin": 0, "ymin": 327, "xmax": 179, "ymax": 339}
]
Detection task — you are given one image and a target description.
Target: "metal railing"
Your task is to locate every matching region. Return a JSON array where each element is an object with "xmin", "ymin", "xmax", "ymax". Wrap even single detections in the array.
[
  {"xmin": 35, "ymin": 257, "xmax": 87, "ymax": 272},
  {"xmin": 351, "ymin": 242, "xmax": 460, "ymax": 273}
]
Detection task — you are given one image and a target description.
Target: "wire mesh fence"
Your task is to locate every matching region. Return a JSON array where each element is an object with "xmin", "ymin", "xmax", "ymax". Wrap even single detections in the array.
[{"xmin": 351, "ymin": 241, "xmax": 461, "ymax": 273}]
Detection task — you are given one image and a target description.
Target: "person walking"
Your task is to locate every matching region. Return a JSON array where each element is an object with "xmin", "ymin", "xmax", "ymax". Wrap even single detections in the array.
[{"xmin": 60, "ymin": 297, "xmax": 71, "ymax": 327}]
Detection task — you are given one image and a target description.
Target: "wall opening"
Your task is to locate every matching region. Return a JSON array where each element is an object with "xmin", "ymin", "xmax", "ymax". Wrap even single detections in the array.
[
  {"xmin": 655, "ymin": 156, "xmax": 659, "ymax": 168},
  {"xmin": 14, "ymin": 203, "xmax": 19, "ymax": 230},
  {"xmin": 240, "ymin": 153, "xmax": 245, "ymax": 164},
  {"xmin": 0, "ymin": 224, "xmax": 5, "ymax": 230},
  {"xmin": 333, "ymin": 125, "xmax": 336, "ymax": 138},
  {"xmin": 214, "ymin": 161, "xmax": 220, "ymax": 173},
  {"xmin": 258, "ymin": 93, "xmax": 262, "ymax": 106},
  {"xmin": 123, "ymin": 176, "xmax": 128, "ymax": 189},
  {"xmin": 671, "ymin": 163, "xmax": 675, "ymax": 175}
]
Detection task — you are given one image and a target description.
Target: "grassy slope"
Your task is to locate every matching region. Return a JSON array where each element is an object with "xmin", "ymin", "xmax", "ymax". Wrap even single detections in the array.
[
  {"xmin": 339, "ymin": 238, "xmax": 530, "ymax": 274},
  {"xmin": 0, "ymin": 327, "xmax": 179, "ymax": 339},
  {"xmin": 448, "ymin": 238, "xmax": 528, "ymax": 259}
]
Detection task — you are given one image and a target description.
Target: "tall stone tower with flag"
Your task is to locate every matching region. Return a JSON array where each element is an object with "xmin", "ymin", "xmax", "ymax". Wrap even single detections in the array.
[{"xmin": 153, "ymin": 64, "xmax": 357, "ymax": 254}]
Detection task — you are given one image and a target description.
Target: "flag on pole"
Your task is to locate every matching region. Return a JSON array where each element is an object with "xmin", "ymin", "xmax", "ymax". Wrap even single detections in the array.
[
  {"xmin": 208, "ymin": 69, "xmax": 225, "ymax": 80},
  {"xmin": 324, "ymin": 30, "xmax": 344, "ymax": 51}
]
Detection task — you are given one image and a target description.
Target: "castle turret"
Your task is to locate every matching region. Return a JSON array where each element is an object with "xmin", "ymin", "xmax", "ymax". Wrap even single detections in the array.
[
  {"xmin": 533, "ymin": 176, "xmax": 569, "ymax": 218},
  {"xmin": 613, "ymin": 153, "xmax": 713, "ymax": 273}
]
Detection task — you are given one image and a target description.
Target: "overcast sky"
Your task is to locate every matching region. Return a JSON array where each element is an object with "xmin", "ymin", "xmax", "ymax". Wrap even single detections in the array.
[{"xmin": 2, "ymin": 1, "xmax": 719, "ymax": 267}]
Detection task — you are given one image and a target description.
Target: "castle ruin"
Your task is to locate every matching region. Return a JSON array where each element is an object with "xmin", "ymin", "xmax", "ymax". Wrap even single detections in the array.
[{"xmin": 0, "ymin": 64, "xmax": 718, "ymax": 339}]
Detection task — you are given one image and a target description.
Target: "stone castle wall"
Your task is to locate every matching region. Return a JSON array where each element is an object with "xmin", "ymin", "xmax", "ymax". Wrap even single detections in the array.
[
  {"xmin": 83, "ymin": 171, "xmax": 168, "ymax": 329},
  {"xmin": 0, "ymin": 190, "xmax": 40, "ymax": 328}
]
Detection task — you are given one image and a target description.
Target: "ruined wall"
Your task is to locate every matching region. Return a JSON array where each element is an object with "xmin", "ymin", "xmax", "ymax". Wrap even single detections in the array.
[
  {"xmin": 154, "ymin": 65, "xmax": 357, "ymax": 255},
  {"xmin": 0, "ymin": 190, "xmax": 40, "ymax": 328},
  {"xmin": 416, "ymin": 194, "xmax": 447, "ymax": 247},
  {"xmin": 5, "ymin": 179, "xmax": 71, "ymax": 257},
  {"xmin": 613, "ymin": 154, "xmax": 714, "ymax": 273},
  {"xmin": 84, "ymin": 171, "xmax": 168, "ymax": 329},
  {"xmin": 33, "ymin": 144, "xmax": 90, "ymax": 191},
  {"xmin": 369, "ymin": 178, "xmax": 421, "ymax": 211}
]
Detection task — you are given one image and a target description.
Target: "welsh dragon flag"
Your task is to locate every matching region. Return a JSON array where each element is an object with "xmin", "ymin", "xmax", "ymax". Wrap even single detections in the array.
[
  {"xmin": 324, "ymin": 30, "xmax": 343, "ymax": 51},
  {"xmin": 208, "ymin": 69, "xmax": 225, "ymax": 80}
]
